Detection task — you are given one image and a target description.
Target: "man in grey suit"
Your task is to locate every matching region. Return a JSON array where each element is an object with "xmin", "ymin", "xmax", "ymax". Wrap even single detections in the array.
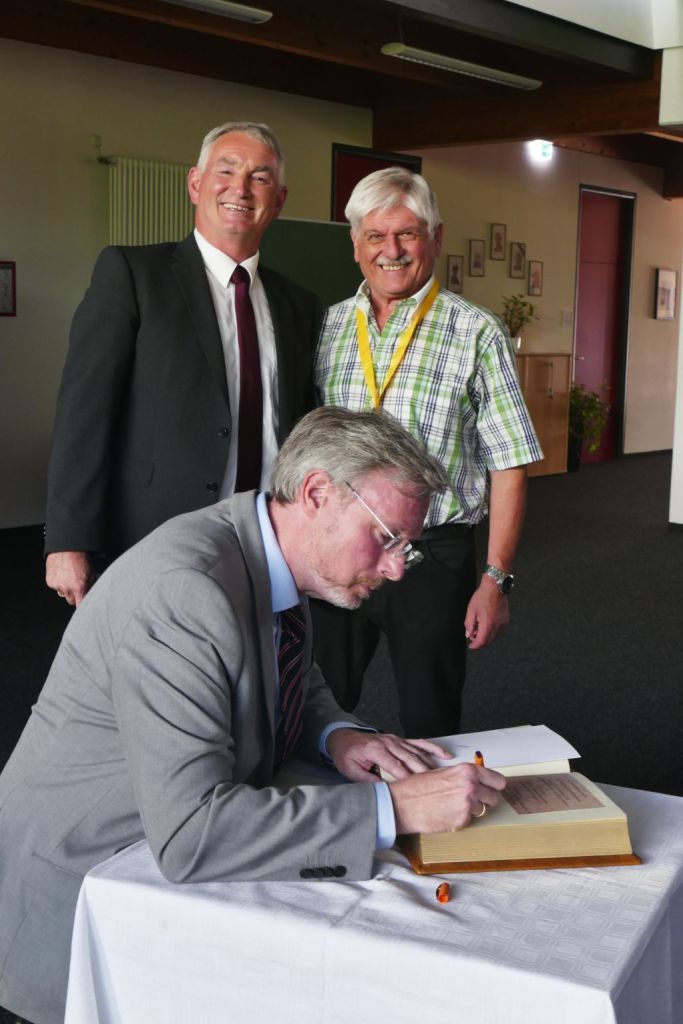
[
  {"xmin": 45, "ymin": 120, "xmax": 321, "ymax": 606},
  {"xmin": 0, "ymin": 407, "xmax": 505, "ymax": 1024}
]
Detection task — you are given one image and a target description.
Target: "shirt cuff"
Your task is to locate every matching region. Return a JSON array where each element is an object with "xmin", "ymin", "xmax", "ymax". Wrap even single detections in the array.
[
  {"xmin": 373, "ymin": 781, "xmax": 397, "ymax": 849},
  {"xmin": 318, "ymin": 721, "xmax": 376, "ymax": 761}
]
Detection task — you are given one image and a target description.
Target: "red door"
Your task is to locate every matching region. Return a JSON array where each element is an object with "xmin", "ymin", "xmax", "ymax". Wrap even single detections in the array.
[{"xmin": 574, "ymin": 190, "xmax": 631, "ymax": 462}]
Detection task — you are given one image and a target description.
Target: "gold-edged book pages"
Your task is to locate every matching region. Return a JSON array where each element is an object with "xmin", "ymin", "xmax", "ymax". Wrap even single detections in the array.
[{"xmin": 399, "ymin": 772, "xmax": 641, "ymax": 874}]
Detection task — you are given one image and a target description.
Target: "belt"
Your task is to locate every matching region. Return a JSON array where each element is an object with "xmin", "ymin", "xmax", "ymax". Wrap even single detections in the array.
[{"xmin": 419, "ymin": 522, "xmax": 475, "ymax": 541}]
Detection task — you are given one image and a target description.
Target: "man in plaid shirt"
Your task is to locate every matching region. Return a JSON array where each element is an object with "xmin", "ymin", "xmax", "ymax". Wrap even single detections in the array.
[{"xmin": 312, "ymin": 167, "xmax": 543, "ymax": 737}]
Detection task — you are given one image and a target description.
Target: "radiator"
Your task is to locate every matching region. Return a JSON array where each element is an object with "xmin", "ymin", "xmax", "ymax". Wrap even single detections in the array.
[{"xmin": 107, "ymin": 157, "xmax": 193, "ymax": 245}]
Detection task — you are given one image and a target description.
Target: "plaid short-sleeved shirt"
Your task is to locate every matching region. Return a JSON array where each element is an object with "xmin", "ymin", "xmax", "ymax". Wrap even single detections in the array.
[{"xmin": 315, "ymin": 277, "xmax": 543, "ymax": 527}]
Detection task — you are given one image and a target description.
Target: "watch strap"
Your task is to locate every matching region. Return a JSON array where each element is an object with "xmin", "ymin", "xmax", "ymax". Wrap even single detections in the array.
[{"xmin": 484, "ymin": 564, "xmax": 515, "ymax": 594}]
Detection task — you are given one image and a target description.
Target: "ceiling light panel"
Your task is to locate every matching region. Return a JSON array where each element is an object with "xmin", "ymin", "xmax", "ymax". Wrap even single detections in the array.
[{"xmin": 381, "ymin": 43, "xmax": 542, "ymax": 91}]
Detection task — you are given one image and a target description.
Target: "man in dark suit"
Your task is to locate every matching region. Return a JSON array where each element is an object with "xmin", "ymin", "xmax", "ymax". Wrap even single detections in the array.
[{"xmin": 45, "ymin": 121, "xmax": 321, "ymax": 605}]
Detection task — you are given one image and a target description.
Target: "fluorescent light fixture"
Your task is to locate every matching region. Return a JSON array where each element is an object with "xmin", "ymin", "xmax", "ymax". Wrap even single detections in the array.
[
  {"xmin": 381, "ymin": 43, "xmax": 542, "ymax": 91},
  {"xmin": 164, "ymin": 0, "xmax": 272, "ymax": 22},
  {"xmin": 527, "ymin": 139, "xmax": 554, "ymax": 162}
]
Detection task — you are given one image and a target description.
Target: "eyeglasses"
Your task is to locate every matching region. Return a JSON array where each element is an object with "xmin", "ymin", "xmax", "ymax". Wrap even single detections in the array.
[{"xmin": 345, "ymin": 482, "xmax": 424, "ymax": 570}]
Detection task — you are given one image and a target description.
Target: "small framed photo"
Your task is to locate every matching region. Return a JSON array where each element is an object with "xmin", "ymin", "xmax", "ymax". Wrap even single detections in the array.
[
  {"xmin": 654, "ymin": 267, "xmax": 677, "ymax": 320},
  {"xmin": 469, "ymin": 238, "xmax": 485, "ymax": 277},
  {"xmin": 446, "ymin": 254, "xmax": 464, "ymax": 294},
  {"xmin": 509, "ymin": 241, "xmax": 526, "ymax": 279},
  {"xmin": 490, "ymin": 223, "xmax": 506, "ymax": 260},
  {"xmin": 528, "ymin": 260, "xmax": 543, "ymax": 297},
  {"xmin": 0, "ymin": 261, "xmax": 16, "ymax": 316}
]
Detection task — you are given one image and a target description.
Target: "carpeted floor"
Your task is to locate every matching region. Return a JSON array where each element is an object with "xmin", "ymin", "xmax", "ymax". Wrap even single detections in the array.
[{"xmin": 1, "ymin": 451, "xmax": 682, "ymax": 796}]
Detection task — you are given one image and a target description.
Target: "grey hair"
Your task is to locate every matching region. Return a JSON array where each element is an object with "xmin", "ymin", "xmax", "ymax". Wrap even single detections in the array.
[
  {"xmin": 196, "ymin": 122, "xmax": 285, "ymax": 184},
  {"xmin": 344, "ymin": 166, "xmax": 441, "ymax": 237},
  {"xmin": 271, "ymin": 406, "xmax": 448, "ymax": 503}
]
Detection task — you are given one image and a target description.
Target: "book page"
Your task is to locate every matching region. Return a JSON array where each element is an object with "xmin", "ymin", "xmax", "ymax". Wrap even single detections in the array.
[{"xmin": 504, "ymin": 774, "xmax": 604, "ymax": 815}]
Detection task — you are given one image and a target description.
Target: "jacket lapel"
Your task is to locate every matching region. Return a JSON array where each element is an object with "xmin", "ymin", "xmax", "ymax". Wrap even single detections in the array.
[{"xmin": 171, "ymin": 234, "xmax": 230, "ymax": 406}]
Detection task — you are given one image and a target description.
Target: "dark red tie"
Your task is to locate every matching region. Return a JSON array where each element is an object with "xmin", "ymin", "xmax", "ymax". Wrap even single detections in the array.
[
  {"xmin": 275, "ymin": 604, "xmax": 306, "ymax": 766},
  {"xmin": 231, "ymin": 264, "xmax": 262, "ymax": 491}
]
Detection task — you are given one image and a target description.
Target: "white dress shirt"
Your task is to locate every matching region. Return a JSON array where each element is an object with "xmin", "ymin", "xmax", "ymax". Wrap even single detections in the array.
[{"xmin": 194, "ymin": 229, "xmax": 279, "ymax": 497}]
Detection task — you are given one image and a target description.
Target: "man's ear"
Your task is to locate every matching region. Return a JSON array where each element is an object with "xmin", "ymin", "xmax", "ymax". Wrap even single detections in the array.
[
  {"xmin": 300, "ymin": 470, "xmax": 334, "ymax": 517},
  {"xmin": 187, "ymin": 166, "xmax": 201, "ymax": 206},
  {"xmin": 351, "ymin": 230, "xmax": 361, "ymax": 266}
]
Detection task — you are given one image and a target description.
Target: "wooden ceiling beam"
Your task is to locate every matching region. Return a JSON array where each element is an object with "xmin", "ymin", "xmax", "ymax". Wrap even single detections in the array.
[
  {"xmin": 373, "ymin": 65, "xmax": 663, "ymax": 150},
  {"xmin": 385, "ymin": 0, "xmax": 653, "ymax": 78},
  {"xmin": 60, "ymin": 0, "xmax": 469, "ymax": 89},
  {"xmin": 553, "ymin": 134, "xmax": 681, "ymax": 169}
]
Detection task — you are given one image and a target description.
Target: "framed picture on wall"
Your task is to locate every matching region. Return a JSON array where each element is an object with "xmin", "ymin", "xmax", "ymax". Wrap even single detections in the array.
[
  {"xmin": 0, "ymin": 261, "xmax": 16, "ymax": 316},
  {"xmin": 446, "ymin": 254, "xmax": 464, "ymax": 294},
  {"xmin": 469, "ymin": 239, "xmax": 485, "ymax": 277},
  {"xmin": 654, "ymin": 267, "xmax": 677, "ymax": 320},
  {"xmin": 490, "ymin": 223, "xmax": 506, "ymax": 260},
  {"xmin": 330, "ymin": 144, "xmax": 422, "ymax": 222},
  {"xmin": 528, "ymin": 260, "xmax": 543, "ymax": 296},
  {"xmin": 509, "ymin": 241, "xmax": 526, "ymax": 279}
]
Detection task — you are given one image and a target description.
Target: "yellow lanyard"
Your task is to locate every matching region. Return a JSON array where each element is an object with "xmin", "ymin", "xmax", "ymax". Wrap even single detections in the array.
[{"xmin": 355, "ymin": 279, "xmax": 440, "ymax": 409}]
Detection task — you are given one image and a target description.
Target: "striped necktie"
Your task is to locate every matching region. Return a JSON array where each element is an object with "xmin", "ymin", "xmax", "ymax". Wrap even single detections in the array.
[{"xmin": 275, "ymin": 604, "xmax": 306, "ymax": 766}]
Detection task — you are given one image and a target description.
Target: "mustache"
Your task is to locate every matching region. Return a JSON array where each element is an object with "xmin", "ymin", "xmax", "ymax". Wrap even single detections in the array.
[
  {"xmin": 353, "ymin": 576, "xmax": 385, "ymax": 591},
  {"xmin": 376, "ymin": 254, "xmax": 413, "ymax": 267}
]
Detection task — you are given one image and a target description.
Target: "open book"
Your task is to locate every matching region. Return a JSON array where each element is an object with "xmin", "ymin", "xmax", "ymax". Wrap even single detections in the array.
[{"xmin": 397, "ymin": 726, "xmax": 641, "ymax": 873}]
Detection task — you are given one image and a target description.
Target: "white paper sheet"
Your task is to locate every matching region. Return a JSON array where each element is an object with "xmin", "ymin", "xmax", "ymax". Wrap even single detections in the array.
[{"xmin": 428, "ymin": 724, "xmax": 581, "ymax": 769}]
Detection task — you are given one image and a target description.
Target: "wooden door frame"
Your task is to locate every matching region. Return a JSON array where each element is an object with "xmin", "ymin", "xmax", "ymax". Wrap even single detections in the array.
[{"xmin": 574, "ymin": 186, "xmax": 636, "ymax": 458}]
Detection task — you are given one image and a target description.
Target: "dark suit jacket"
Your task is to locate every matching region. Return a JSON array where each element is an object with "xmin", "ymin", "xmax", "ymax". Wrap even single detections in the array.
[
  {"xmin": 0, "ymin": 493, "xmax": 376, "ymax": 1024},
  {"xmin": 44, "ymin": 233, "xmax": 321, "ymax": 556}
]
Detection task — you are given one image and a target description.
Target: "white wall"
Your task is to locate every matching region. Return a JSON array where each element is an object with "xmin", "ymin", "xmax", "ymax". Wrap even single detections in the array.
[
  {"xmin": 670, "ymin": 313, "xmax": 683, "ymax": 524},
  {"xmin": 414, "ymin": 141, "xmax": 683, "ymax": 456},
  {"xmin": 506, "ymin": 0, "xmax": 683, "ymax": 48},
  {"xmin": 0, "ymin": 37, "xmax": 371, "ymax": 528}
]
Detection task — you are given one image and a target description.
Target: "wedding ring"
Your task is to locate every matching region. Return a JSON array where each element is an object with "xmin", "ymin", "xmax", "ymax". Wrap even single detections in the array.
[
  {"xmin": 473, "ymin": 802, "xmax": 487, "ymax": 818},
  {"xmin": 57, "ymin": 590, "xmax": 66, "ymax": 598}
]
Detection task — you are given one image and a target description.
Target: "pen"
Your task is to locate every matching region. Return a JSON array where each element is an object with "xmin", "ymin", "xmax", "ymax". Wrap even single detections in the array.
[
  {"xmin": 474, "ymin": 750, "xmax": 485, "ymax": 767},
  {"xmin": 435, "ymin": 882, "xmax": 451, "ymax": 904}
]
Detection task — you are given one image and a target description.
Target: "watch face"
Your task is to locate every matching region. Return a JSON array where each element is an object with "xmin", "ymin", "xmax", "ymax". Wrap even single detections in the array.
[{"xmin": 501, "ymin": 575, "xmax": 514, "ymax": 595}]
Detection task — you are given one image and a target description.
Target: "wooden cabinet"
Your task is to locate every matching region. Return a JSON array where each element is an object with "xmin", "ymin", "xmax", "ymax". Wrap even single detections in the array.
[{"xmin": 516, "ymin": 353, "xmax": 571, "ymax": 477}]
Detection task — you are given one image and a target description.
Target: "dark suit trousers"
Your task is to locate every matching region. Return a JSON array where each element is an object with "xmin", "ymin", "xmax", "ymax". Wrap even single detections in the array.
[{"xmin": 310, "ymin": 526, "xmax": 476, "ymax": 737}]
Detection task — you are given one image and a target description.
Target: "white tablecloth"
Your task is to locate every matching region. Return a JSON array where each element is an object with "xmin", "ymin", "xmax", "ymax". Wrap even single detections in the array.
[{"xmin": 65, "ymin": 785, "xmax": 683, "ymax": 1024}]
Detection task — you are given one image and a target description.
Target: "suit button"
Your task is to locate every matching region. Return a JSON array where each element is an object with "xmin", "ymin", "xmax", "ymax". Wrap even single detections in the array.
[
  {"xmin": 218, "ymin": 427, "xmax": 229, "ymax": 438},
  {"xmin": 206, "ymin": 481, "xmax": 218, "ymax": 493},
  {"xmin": 322, "ymin": 867, "xmax": 334, "ymax": 878},
  {"xmin": 311, "ymin": 868, "xmax": 325, "ymax": 879},
  {"xmin": 300, "ymin": 868, "xmax": 313, "ymax": 879},
  {"xmin": 333, "ymin": 866, "xmax": 347, "ymax": 877}
]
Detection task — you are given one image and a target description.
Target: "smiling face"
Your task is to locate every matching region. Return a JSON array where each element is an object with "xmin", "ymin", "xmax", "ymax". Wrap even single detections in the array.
[
  {"xmin": 187, "ymin": 130, "xmax": 287, "ymax": 261},
  {"xmin": 305, "ymin": 472, "xmax": 428, "ymax": 610},
  {"xmin": 352, "ymin": 205, "xmax": 443, "ymax": 309}
]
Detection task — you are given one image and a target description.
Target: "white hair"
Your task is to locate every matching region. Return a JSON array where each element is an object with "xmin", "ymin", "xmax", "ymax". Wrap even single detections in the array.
[
  {"xmin": 271, "ymin": 407, "xmax": 448, "ymax": 503},
  {"xmin": 344, "ymin": 166, "xmax": 441, "ymax": 237},
  {"xmin": 196, "ymin": 121, "xmax": 285, "ymax": 184}
]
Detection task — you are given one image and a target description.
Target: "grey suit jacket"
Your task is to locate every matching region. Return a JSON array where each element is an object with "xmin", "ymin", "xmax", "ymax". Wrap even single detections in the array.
[
  {"xmin": 0, "ymin": 494, "xmax": 376, "ymax": 1024},
  {"xmin": 44, "ymin": 234, "xmax": 322, "ymax": 557}
]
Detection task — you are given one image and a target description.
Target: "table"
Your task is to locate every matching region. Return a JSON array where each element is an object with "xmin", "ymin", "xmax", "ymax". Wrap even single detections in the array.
[{"xmin": 65, "ymin": 784, "xmax": 683, "ymax": 1024}]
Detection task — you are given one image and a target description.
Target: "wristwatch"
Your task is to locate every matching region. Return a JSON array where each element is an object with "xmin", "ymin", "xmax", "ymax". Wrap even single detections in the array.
[{"xmin": 483, "ymin": 564, "xmax": 515, "ymax": 595}]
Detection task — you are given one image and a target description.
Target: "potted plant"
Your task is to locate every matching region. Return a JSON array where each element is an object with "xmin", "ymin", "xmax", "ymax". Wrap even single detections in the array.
[
  {"xmin": 501, "ymin": 294, "xmax": 538, "ymax": 348},
  {"xmin": 568, "ymin": 383, "xmax": 609, "ymax": 470}
]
